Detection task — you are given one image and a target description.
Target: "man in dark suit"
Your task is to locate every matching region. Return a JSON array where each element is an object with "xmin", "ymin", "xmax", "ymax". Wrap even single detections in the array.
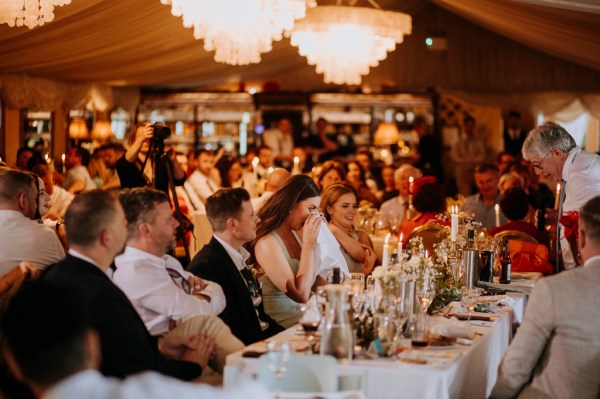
[
  {"xmin": 189, "ymin": 188, "xmax": 283, "ymax": 345},
  {"xmin": 42, "ymin": 190, "xmax": 213, "ymax": 381},
  {"xmin": 503, "ymin": 111, "xmax": 527, "ymax": 157}
]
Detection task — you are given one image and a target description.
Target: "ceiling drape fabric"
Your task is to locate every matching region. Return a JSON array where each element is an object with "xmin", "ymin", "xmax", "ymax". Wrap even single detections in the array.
[
  {"xmin": 0, "ymin": 0, "xmax": 598, "ymax": 112},
  {"xmin": 432, "ymin": 0, "xmax": 600, "ymax": 71}
]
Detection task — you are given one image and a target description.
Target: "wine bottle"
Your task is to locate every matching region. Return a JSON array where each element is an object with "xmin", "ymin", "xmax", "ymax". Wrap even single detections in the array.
[{"xmin": 500, "ymin": 240, "xmax": 511, "ymax": 284}]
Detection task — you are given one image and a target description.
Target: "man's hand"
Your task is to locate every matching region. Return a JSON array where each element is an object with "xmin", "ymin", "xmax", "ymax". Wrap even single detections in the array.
[
  {"xmin": 188, "ymin": 275, "xmax": 207, "ymax": 293},
  {"xmin": 180, "ymin": 334, "xmax": 215, "ymax": 369}
]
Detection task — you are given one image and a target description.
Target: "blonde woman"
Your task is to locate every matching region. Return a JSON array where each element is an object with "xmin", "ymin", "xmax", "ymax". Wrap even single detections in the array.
[{"xmin": 320, "ymin": 184, "xmax": 376, "ymax": 275}]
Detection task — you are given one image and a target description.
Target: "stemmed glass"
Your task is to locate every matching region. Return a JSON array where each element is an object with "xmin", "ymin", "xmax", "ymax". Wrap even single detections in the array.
[
  {"xmin": 300, "ymin": 302, "xmax": 322, "ymax": 353},
  {"xmin": 266, "ymin": 340, "xmax": 291, "ymax": 398},
  {"xmin": 392, "ymin": 278, "xmax": 411, "ymax": 349},
  {"xmin": 416, "ymin": 279, "xmax": 436, "ymax": 314},
  {"xmin": 460, "ymin": 287, "xmax": 480, "ymax": 325}
]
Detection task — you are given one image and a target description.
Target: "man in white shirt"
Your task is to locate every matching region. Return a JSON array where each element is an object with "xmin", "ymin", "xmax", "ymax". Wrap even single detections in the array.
[
  {"xmin": 262, "ymin": 118, "xmax": 294, "ymax": 166},
  {"xmin": 379, "ymin": 164, "xmax": 422, "ymax": 229},
  {"xmin": 0, "ymin": 168, "xmax": 65, "ymax": 276},
  {"xmin": 186, "ymin": 149, "xmax": 220, "ymax": 204},
  {"xmin": 114, "ymin": 188, "xmax": 243, "ymax": 373},
  {"xmin": 63, "ymin": 147, "xmax": 96, "ymax": 194},
  {"xmin": 491, "ymin": 195, "xmax": 600, "ymax": 398},
  {"xmin": 1, "ymin": 280, "xmax": 266, "ymax": 399},
  {"xmin": 522, "ymin": 121, "xmax": 600, "ymax": 269}
]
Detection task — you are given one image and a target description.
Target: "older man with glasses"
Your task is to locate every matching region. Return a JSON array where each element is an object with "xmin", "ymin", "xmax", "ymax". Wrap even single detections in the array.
[{"xmin": 522, "ymin": 121, "xmax": 600, "ymax": 270}]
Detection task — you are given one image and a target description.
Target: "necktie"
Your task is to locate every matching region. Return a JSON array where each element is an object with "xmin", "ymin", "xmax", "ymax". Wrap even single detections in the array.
[
  {"xmin": 240, "ymin": 267, "xmax": 260, "ymax": 297},
  {"xmin": 556, "ymin": 180, "xmax": 567, "ymax": 273},
  {"xmin": 166, "ymin": 267, "xmax": 191, "ymax": 294}
]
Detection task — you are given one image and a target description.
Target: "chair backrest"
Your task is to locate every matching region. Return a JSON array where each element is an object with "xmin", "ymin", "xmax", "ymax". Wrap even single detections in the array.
[
  {"xmin": 406, "ymin": 223, "xmax": 443, "ymax": 255},
  {"xmin": 494, "ymin": 229, "xmax": 538, "ymax": 244},
  {"xmin": 508, "ymin": 239, "xmax": 553, "ymax": 275},
  {"xmin": 258, "ymin": 354, "xmax": 338, "ymax": 393}
]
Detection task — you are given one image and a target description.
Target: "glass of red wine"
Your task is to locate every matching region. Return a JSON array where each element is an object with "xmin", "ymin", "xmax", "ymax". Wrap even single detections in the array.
[{"xmin": 300, "ymin": 302, "xmax": 322, "ymax": 353}]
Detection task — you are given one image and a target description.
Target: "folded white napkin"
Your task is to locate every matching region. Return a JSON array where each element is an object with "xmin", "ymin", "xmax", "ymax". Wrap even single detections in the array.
[
  {"xmin": 430, "ymin": 317, "xmax": 474, "ymax": 339},
  {"xmin": 314, "ymin": 223, "xmax": 349, "ymax": 278}
]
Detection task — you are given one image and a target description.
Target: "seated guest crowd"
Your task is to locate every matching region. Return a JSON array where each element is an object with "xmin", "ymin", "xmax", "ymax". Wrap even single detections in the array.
[{"xmin": 1, "ymin": 119, "xmax": 599, "ymax": 398}]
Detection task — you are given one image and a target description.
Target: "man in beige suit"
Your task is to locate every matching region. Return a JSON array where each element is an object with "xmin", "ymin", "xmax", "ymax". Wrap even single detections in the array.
[{"xmin": 491, "ymin": 196, "xmax": 600, "ymax": 398}]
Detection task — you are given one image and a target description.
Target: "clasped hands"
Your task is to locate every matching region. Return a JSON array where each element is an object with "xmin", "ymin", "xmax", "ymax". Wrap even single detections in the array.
[{"xmin": 158, "ymin": 334, "xmax": 215, "ymax": 368}]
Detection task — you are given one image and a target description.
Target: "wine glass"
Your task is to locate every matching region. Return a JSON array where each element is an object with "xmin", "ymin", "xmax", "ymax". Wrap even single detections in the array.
[
  {"xmin": 388, "ymin": 211, "xmax": 399, "ymax": 236},
  {"xmin": 300, "ymin": 303, "xmax": 322, "ymax": 353},
  {"xmin": 460, "ymin": 287, "xmax": 480, "ymax": 325},
  {"xmin": 266, "ymin": 340, "xmax": 291, "ymax": 398},
  {"xmin": 450, "ymin": 257, "xmax": 464, "ymax": 284},
  {"xmin": 416, "ymin": 279, "xmax": 436, "ymax": 314}
]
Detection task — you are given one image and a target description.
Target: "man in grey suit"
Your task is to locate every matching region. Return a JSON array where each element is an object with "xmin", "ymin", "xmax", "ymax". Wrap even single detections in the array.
[{"xmin": 491, "ymin": 196, "xmax": 600, "ymax": 399}]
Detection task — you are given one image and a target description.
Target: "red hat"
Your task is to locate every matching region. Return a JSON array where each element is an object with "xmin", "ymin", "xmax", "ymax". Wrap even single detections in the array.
[{"xmin": 410, "ymin": 176, "xmax": 438, "ymax": 195}]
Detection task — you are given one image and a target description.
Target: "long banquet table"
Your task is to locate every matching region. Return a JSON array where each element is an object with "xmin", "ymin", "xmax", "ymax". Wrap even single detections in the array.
[{"xmin": 225, "ymin": 293, "xmax": 526, "ymax": 399}]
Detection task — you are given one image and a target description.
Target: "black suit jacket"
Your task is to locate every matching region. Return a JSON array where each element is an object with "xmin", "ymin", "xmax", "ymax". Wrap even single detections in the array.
[
  {"xmin": 42, "ymin": 255, "xmax": 201, "ymax": 380},
  {"xmin": 503, "ymin": 129, "xmax": 527, "ymax": 157},
  {"xmin": 189, "ymin": 237, "xmax": 283, "ymax": 345}
]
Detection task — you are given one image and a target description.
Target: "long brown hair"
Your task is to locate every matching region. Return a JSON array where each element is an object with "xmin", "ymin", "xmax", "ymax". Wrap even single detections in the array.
[{"xmin": 248, "ymin": 174, "xmax": 320, "ymax": 256}]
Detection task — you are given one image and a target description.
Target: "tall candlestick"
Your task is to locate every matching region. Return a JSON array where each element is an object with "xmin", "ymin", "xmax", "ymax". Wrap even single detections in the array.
[
  {"xmin": 397, "ymin": 233, "xmax": 403, "ymax": 261},
  {"xmin": 252, "ymin": 157, "xmax": 259, "ymax": 181},
  {"xmin": 495, "ymin": 203, "xmax": 500, "ymax": 227},
  {"xmin": 408, "ymin": 176, "xmax": 414, "ymax": 206},
  {"xmin": 382, "ymin": 233, "xmax": 391, "ymax": 270},
  {"xmin": 292, "ymin": 156, "xmax": 300, "ymax": 175},
  {"xmin": 554, "ymin": 182, "xmax": 561, "ymax": 210},
  {"xmin": 61, "ymin": 153, "xmax": 66, "ymax": 174},
  {"xmin": 451, "ymin": 205, "xmax": 458, "ymax": 242}
]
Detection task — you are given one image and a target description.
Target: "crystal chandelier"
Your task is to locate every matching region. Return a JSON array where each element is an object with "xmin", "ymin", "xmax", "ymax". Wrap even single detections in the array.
[
  {"xmin": 161, "ymin": 0, "xmax": 315, "ymax": 66},
  {"xmin": 290, "ymin": 5, "xmax": 412, "ymax": 85},
  {"xmin": 0, "ymin": 0, "xmax": 71, "ymax": 29}
]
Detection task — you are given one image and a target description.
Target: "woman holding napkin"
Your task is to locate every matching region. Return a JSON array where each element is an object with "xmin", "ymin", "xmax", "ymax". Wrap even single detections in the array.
[{"xmin": 249, "ymin": 174, "xmax": 324, "ymax": 328}]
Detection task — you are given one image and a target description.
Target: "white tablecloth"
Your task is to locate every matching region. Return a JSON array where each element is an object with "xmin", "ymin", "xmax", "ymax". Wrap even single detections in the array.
[{"xmin": 225, "ymin": 295, "xmax": 525, "ymax": 399}]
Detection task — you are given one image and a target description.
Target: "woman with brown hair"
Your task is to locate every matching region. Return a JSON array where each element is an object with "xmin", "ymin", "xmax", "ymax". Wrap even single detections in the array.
[
  {"xmin": 317, "ymin": 160, "xmax": 346, "ymax": 191},
  {"xmin": 398, "ymin": 177, "xmax": 446, "ymax": 245},
  {"xmin": 345, "ymin": 160, "xmax": 380, "ymax": 208},
  {"xmin": 249, "ymin": 174, "xmax": 323, "ymax": 328},
  {"xmin": 320, "ymin": 184, "xmax": 376, "ymax": 275}
]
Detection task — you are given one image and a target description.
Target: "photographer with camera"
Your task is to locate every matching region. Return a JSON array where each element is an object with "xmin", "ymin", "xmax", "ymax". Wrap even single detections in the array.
[{"xmin": 116, "ymin": 123, "xmax": 186, "ymax": 194}]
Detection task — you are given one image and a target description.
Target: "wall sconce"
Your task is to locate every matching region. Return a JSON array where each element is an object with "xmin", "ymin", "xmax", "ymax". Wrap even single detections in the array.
[{"xmin": 68, "ymin": 118, "xmax": 89, "ymax": 141}]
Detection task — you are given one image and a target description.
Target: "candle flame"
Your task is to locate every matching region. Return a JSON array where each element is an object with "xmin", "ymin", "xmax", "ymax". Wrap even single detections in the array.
[
  {"xmin": 252, "ymin": 157, "xmax": 259, "ymax": 167},
  {"xmin": 494, "ymin": 203, "xmax": 499, "ymax": 211},
  {"xmin": 268, "ymin": 167, "xmax": 274, "ymax": 175},
  {"xmin": 409, "ymin": 176, "xmax": 414, "ymax": 183},
  {"xmin": 556, "ymin": 183, "xmax": 561, "ymax": 191},
  {"xmin": 293, "ymin": 156, "xmax": 299, "ymax": 164},
  {"xmin": 384, "ymin": 232, "xmax": 391, "ymax": 244},
  {"xmin": 399, "ymin": 232, "xmax": 403, "ymax": 242}
]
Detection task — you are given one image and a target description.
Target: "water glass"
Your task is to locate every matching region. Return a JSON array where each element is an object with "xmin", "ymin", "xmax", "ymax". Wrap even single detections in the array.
[{"xmin": 460, "ymin": 287, "xmax": 481, "ymax": 325}]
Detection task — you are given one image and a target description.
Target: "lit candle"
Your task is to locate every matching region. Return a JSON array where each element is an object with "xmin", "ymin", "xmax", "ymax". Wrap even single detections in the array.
[
  {"xmin": 554, "ymin": 182, "xmax": 561, "ymax": 210},
  {"xmin": 292, "ymin": 156, "xmax": 300, "ymax": 175},
  {"xmin": 408, "ymin": 176, "xmax": 414, "ymax": 206},
  {"xmin": 425, "ymin": 250, "xmax": 429, "ymax": 259},
  {"xmin": 252, "ymin": 157, "xmax": 259, "ymax": 182},
  {"xmin": 382, "ymin": 233, "xmax": 391, "ymax": 270},
  {"xmin": 451, "ymin": 205, "xmax": 458, "ymax": 242},
  {"xmin": 268, "ymin": 166, "xmax": 274, "ymax": 175},
  {"xmin": 397, "ymin": 233, "xmax": 403, "ymax": 261},
  {"xmin": 495, "ymin": 203, "xmax": 500, "ymax": 227},
  {"xmin": 61, "ymin": 153, "xmax": 66, "ymax": 174},
  {"xmin": 44, "ymin": 153, "xmax": 50, "ymax": 163}
]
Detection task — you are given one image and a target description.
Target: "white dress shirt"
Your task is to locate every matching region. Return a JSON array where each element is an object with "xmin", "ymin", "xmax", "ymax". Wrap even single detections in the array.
[
  {"xmin": 379, "ymin": 196, "xmax": 407, "ymax": 228},
  {"xmin": 186, "ymin": 170, "xmax": 220, "ymax": 204},
  {"xmin": 63, "ymin": 165, "xmax": 96, "ymax": 192},
  {"xmin": 48, "ymin": 185, "xmax": 74, "ymax": 217},
  {"xmin": 262, "ymin": 128, "xmax": 294, "ymax": 158},
  {"xmin": 561, "ymin": 147, "xmax": 600, "ymax": 268},
  {"xmin": 0, "ymin": 210, "xmax": 65, "ymax": 276},
  {"xmin": 113, "ymin": 247, "xmax": 225, "ymax": 336},
  {"xmin": 43, "ymin": 369, "xmax": 267, "ymax": 399}
]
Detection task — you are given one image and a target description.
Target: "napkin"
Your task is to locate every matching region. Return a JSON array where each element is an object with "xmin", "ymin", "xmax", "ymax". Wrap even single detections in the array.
[
  {"xmin": 430, "ymin": 317, "xmax": 475, "ymax": 339},
  {"xmin": 314, "ymin": 223, "xmax": 349, "ymax": 277}
]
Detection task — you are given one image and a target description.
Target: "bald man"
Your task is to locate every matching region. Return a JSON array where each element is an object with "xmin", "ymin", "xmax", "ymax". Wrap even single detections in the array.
[{"xmin": 250, "ymin": 168, "xmax": 290, "ymax": 212}]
